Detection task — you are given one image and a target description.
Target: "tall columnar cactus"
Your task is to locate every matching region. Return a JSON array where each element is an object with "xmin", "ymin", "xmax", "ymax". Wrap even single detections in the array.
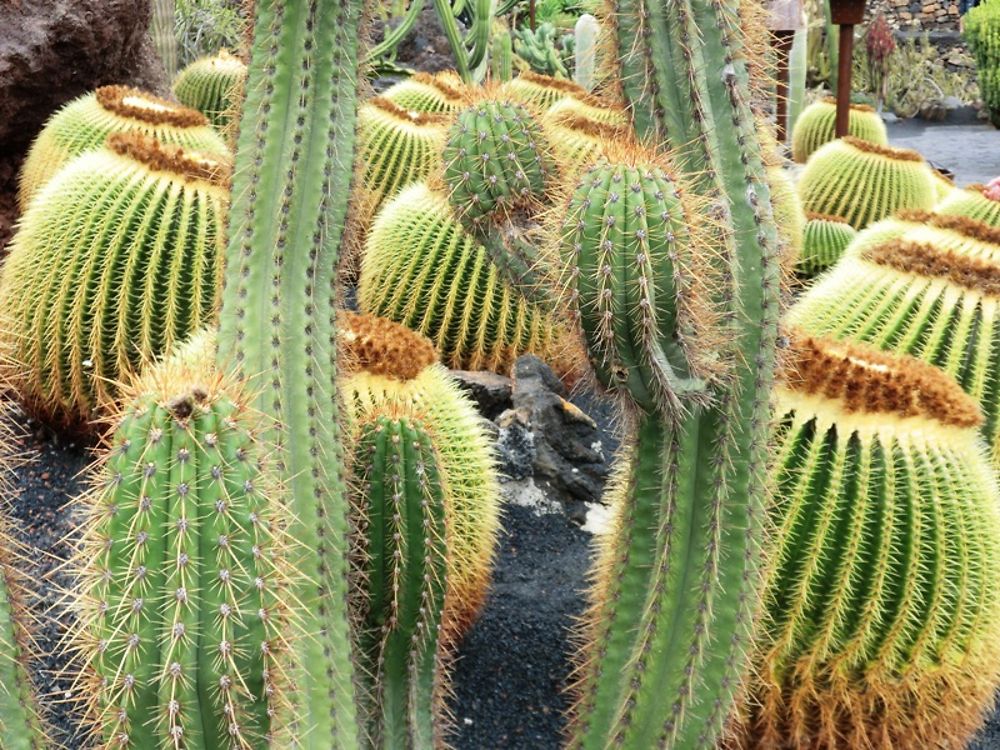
[
  {"xmin": 492, "ymin": 30, "xmax": 514, "ymax": 82},
  {"xmin": 936, "ymin": 183, "xmax": 1000, "ymax": 227},
  {"xmin": 797, "ymin": 137, "xmax": 937, "ymax": 229},
  {"xmin": 173, "ymin": 50, "xmax": 249, "ymax": 130},
  {"xmin": 18, "ymin": 86, "xmax": 227, "ymax": 209},
  {"xmin": 799, "ymin": 212, "xmax": 857, "ymax": 274},
  {"xmin": 380, "ymin": 72, "xmax": 469, "ymax": 114},
  {"xmin": 964, "ymin": 0, "xmax": 1000, "ymax": 128},
  {"xmin": 766, "ymin": 165, "xmax": 805, "ymax": 267},
  {"xmin": 498, "ymin": 71, "xmax": 591, "ymax": 111},
  {"xmin": 562, "ymin": 0, "xmax": 782, "ymax": 741},
  {"xmin": 787, "ymin": 235, "xmax": 1000, "ymax": 465},
  {"xmin": 216, "ymin": 0, "xmax": 369, "ymax": 744},
  {"xmin": 731, "ymin": 333, "xmax": 1000, "ymax": 749},
  {"xmin": 0, "ymin": 133, "xmax": 229, "ymax": 431},
  {"xmin": 789, "ymin": 97, "xmax": 888, "ymax": 163},
  {"xmin": 573, "ymin": 14, "xmax": 600, "ymax": 92},
  {"xmin": 72, "ymin": 356, "xmax": 291, "ymax": 748}
]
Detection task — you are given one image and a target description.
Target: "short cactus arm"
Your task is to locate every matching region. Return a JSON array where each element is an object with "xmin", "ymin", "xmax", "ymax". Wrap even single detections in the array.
[
  {"xmin": 365, "ymin": 0, "xmax": 427, "ymax": 63},
  {"xmin": 433, "ymin": 0, "xmax": 494, "ymax": 82},
  {"xmin": 217, "ymin": 0, "xmax": 368, "ymax": 746}
]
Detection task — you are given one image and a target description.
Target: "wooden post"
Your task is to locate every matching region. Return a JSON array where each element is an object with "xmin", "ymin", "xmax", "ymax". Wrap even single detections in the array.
[
  {"xmin": 530, "ymin": 0, "xmax": 536, "ymax": 29},
  {"xmin": 835, "ymin": 24, "xmax": 854, "ymax": 136}
]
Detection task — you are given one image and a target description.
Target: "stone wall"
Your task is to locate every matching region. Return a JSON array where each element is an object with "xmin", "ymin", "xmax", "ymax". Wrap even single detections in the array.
[{"xmin": 869, "ymin": 0, "xmax": 962, "ymax": 30}]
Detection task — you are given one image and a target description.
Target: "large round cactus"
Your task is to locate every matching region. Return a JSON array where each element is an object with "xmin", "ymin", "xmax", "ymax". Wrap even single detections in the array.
[
  {"xmin": 540, "ymin": 102, "xmax": 631, "ymax": 173},
  {"xmin": 380, "ymin": 71, "xmax": 469, "ymax": 114},
  {"xmin": 0, "ymin": 133, "xmax": 229, "ymax": 430},
  {"xmin": 498, "ymin": 71, "xmax": 591, "ymax": 111},
  {"xmin": 172, "ymin": 50, "xmax": 248, "ymax": 129},
  {"xmin": 936, "ymin": 183, "xmax": 1000, "ymax": 227},
  {"xmin": 799, "ymin": 212, "xmax": 857, "ymax": 274},
  {"xmin": 359, "ymin": 181, "xmax": 567, "ymax": 373},
  {"xmin": 797, "ymin": 137, "xmax": 937, "ymax": 229},
  {"xmin": 844, "ymin": 210, "xmax": 1000, "ymax": 262},
  {"xmin": 71, "ymin": 354, "xmax": 292, "ymax": 748},
  {"xmin": 790, "ymin": 97, "xmax": 888, "ymax": 163},
  {"xmin": 19, "ymin": 85, "xmax": 227, "ymax": 209},
  {"xmin": 731, "ymin": 333, "xmax": 1000, "ymax": 749}
]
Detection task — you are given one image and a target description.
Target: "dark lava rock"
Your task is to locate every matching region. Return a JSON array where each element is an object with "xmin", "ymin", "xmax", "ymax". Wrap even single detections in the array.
[
  {"xmin": 371, "ymin": 5, "xmax": 462, "ymax": 74},
  {"xmin": 451, "ymin": 369, "xmax": 513, "ymax": 421}
]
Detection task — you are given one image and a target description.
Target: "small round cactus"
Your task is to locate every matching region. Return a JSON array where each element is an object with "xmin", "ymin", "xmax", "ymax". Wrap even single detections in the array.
[
  {"xmin": 358, "ymin": 182, "xmax": 567, "ymax": 374},
  {"xmin": 356, "ymin": 97, "xmax": 449, "ymax": 211},
  {"xmin": 172, "ymin": 49, "xmax": 248, "ymax": 129},
  {"xmin": 790, "ymin": 97, "xmax": 888, "ymax": 163},
  {"xmin": 441, "ymin": 97, "xmax": 554, "ymax": 222},
  {"xmin": 380, "ymin": 71, "xmax": 469, "ymax": 114},
  {"xmin": 19, "ymin": 85, "xmax": 227, "ymax": 209},
  {"xmin": 936, "ymin": 183, "xmax": 1000, "ymax": 227},
  {"xmin": 732, "ymin": 333, "xmax": 1000, "ymax": 749},
  {"xmin": 797, "ymin": 137, "xmax": 937, "ymax": 229},
  {"xmin": 71, "ymin": 355, "xmax": 292, "ymax": 748},
  {"xmin": 0, "ymin": 133, "xmax": 229, "ymax": 430},
  {"xmin": 799, "ymin": 212, "xmax": 857, "ymax": 274},
  {"xmin": 498, "ymin": 71, "xmax": 591, "ymax": 112}
]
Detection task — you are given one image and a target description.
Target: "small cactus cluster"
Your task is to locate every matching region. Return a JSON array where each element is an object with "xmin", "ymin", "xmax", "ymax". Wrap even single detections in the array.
[
  {"xmin": 0, "ymin": 133, "xmax": 229, "ymax": 431},
  {"xmin": 512, "ymin": 22, "xmax": 572, "ymax": 78},
  {"xmin": 71, "ymin": 356, "xmax": 292, "ymax": 748},
  {"xmin": 964, "ymin": 0, "xmax": 1000, "ymax": 128},
  {"xmin": 799, "ymin": 212, "xmax": 858, "ymax": 274},
  {"xmin": 797, "ymin": 137, "xmax": 937, "ymax": 229},
  {"xmin": 172, "ymin": 50, "xmax": 248, "ymax": 130},
  {"xmin": 18, "ymin": 85, "xmax": 227, "ymax": 209},
  {"xmin": 790, "ymin": 97, "xmax": 888, "ymax": 163},
  {"xmin": 732, "ymin": 333, "xmax": 1000, "ymax": 749}
]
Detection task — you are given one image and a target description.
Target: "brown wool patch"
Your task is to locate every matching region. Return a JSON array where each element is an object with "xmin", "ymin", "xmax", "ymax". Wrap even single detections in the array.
[
  {"xmin": 515, "ymin": 72, "xmax": 604, "ymax": 106},
  {"xmin": 95, "ymin": 85, "xmax": 209, "ymax": 128},
  {"xmin": 410, "ymin": 71, "xmax": 467, "ymax": 101},
  {"xmin": 368, "ymin": 97, "xmax": 449, "ymax": 126},
  {"xmin": 340, "ymin": 311, "xmax": 437, "ymax": 381},
  {"xmin": 896, "ymin": 210, "xmax": 1000, "ymax": 245},
  {"xmin": 805, "ymin": 211, "xmax": 853, "ymax": 224},
  {"xmin": 864, "ymin": 238, "xmax": 1000, "ymax": 295},
  {"xmin": 107, "ymin": 132, "xmax": 231, "ymax": 187},
  {"xmin": 819, "ymin": 96, "xmax": 877, "ymax": 114},
  {"xmin": 547, "ymin": 111, "xmax": 630, "ymax": 141},
  {"xmin": 782, "ymin": 331, "xmax": 982, "ymax": 428},
  {"xmin": 840, "ymin": 136, "xmax": 925, "ymax": 163}
]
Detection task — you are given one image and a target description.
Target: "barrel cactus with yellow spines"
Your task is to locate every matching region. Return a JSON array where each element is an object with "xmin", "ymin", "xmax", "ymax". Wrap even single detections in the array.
[
  {"xmin": 172, "ymin": 49, "xmax": 248, "ymax": 130},
  {"xmin": 540, "ymin": 104, "xmax": 631, "ymax": 173},
  {"xmin": 358, "ymin": 181, "xmax": 567, "ymax": 374},
  {"xmin": 0, "ymin": 133, "xmax": 229, "ymax": 431},
  {"xmin": 498, "ymin": 70, "xmax": 591, "ymax": 111},
  {"xmin": 790, "ymin": 97, "xmax": 888, "ymax": 163},
  {"xmin": 70, "ymin": 354, "xmax": 293, "ymax": 748},
  {"xmin": 731, "ymin": 333, "xmax": 1000, "ymax": 749},
  {"xmin": 767, "ymin": 165, "xmax": 805, "ymax": 267},
  {"xmin": 18, "ymin": 85, "xmax": 227, "ymax": 209},
  {"xmin": 844, "ymin": 210, "xmax": 1000, "ymax": 262},
  {"xmin": 799, "ymin": 212, "xmax": 857, "ymax": 274},
  {"xmin": 797, "ymin": 137, "xmax": 937, "ymax": 229},
  {"xmin": 936, "ymin": 183, "xmax": 1000, "ymax": 227},
  {"xmin": 787, "ymin": 235, "xmax": 1000, "ymax": 465},
  {"xmin": 380, "ymin": 71, "xmax": 469, "ymax": 113}
]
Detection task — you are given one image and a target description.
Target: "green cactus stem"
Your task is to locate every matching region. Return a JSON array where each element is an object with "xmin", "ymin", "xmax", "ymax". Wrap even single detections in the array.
[
  {"xmin": 18, "ymin": 86, "xmax": 227, "ymax": 210},
  {"xmin": 380, "ymin": 72, "xmax": 469, "ymax": 114},
  {"xmin": 563, "ymin": 0, "xmax": 782, "ymax": 741},
  {"xmin": 766, "ymin": 164, "xmax": 805, "ymax": 268},
  {"xmin": 799, "ymin": 212, "xmax": 857, "ymax": 274},
  {"xmin": 215, "ymin": 0, "xmax": 370, "ymax": 744},
  {"xmin": 731, "ymin": 333, "xmax": 1000, "ymax": 749},
  {"xmin": 492, "ymin": 30, "xmax": 514, "ymax": 82},
  {"xmin": 512, "ymin": 22, "xmax": 571, "ymax": 78},
  {"xmin": 797, "ymin": 137, "xmax": 937, "ymax": 229},
  {"xmin": 936, "ymin": 183, "xmax": 1000, "ymax": 227},
  {"xmin": 173, "ymin": 50, "xmax": 249, "ymax": 130},
  {"xmin": 790, "ymin": 97, "xmax": 888, "ymax": 163},
  {"xmin": 72, "ymin": 357, "xmax": 291, "ymax": 748},
  {"xmin": 0, "ymin": 133, "xmax": 229, "ymax": 431}
]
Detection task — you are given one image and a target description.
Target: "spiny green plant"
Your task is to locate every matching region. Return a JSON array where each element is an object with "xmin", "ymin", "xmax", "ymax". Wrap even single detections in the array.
[
  {"xmin": 799, "ymin": 212, "xmax": 857, "ymax": 274},
  {"xmin": 492, "ymin": 30, "xmax": 515, "ymax": 82},
  {"xmin": 70, "ymin": 355, "xmax": 293, "ymax": 748},
  {"xmin": 797, "ymin": 137, "xmax": 937, "ymax": 229},
  {"xmin": 172, "ymin": 50, "xmax": 249, "ymax": 130},
  {"xmin": 512, "ymin": 22, "xmax": 571, "ymax": 78},
  {"xmin": 730, "ymin": 333, "xmax": 1000, "ymax": 749},
  {"xmin": 767, "ymin": 165, "xmax": 805, "ymax": 268},
  {"xmin": 356, "ymin": 97, "xmax": 449, "ymax": 212},
  {"xmin": 787, "ymin": 235, "xmax": 1000, "ymax": 465},
  {"xmin": 790, "ymin": 97, "xmax": 888, "ymax": 163},
  {"xmin": 18, "ymin": 86, "xmax": 227, "ymax": 210},
  {"xmin": 0, "ymin": 133, "xmax": 229, "ymax": 431},
  {"xmin": 964, "ymin": 0, "xmax": 1000, "ymax": 127},
  {"xmin": 379, "ymin": 72, "xmax": 469, "ymax": 114},
  {"xmin": 538, "ymin": 109, "xmax": 630, "ymax": 173},
  {"xmin": 358, "ymin": 181, "xmax": 569, "ymax": 374},
  {"xmin": 936, "ymin": 183, "xmax": 1000, "ymax": 227},
  {"xmin": 573, "ymin": 14, "xmax": 600, "ymax": 92},
  {"xmin": 930, "ymin": 167, "xmax": 956, "ymax": 202},
  {"xmin": 498, "ymin": 70, "xmax": 591, "ymax": 111}
]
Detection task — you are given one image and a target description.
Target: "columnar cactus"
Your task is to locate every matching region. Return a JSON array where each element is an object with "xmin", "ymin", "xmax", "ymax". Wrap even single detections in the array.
[
  {"xmin": 0, "ymin": 133, "xmax": 229, "ymax": 431},
  {"xmin": 936, "ymin": 183, "xmax": 1000, "ymax": 227},
  {"xmin": 380, "ymin": 72, "xmax": 469, "ymax": 114},
  {"xmin": 573, "ymin": 14, "xmax": 601, "ymax": 92},
  {"xmin": 498, "ymin": 71, "xmax": 591, "ymax": 111},
  {"xmin": 173, "ymin": 50, "xmax": 249, "ymax": 130},
  {"xmin": 797, "ymin": 137, "xmax": 937, "ymax": 229},
  {"xmin": 790, "ymin": 97, "xmax": 888, "ymax": 163},
  {"xmin": 19, "ymin": 86, "xmax": 227, "ymax": 209},
  {"xmin": 964, "ymin": 0, "xmax": 1000, "ymax": 128},
  {"xmin": 731, "ymin": 333, "xmax": 1000, "ymax": 749},
  {"xmin": 562, "ymin": 0, "xmax": 782, "ymax": 743},
  {"xmin": 766, "ymin": 164, "xmax": 805, "ymax": 267},
  {"xmin": 799, "ymin": 212, "xmax": 857, "ymax": 274},
  {"xmin": 72, "ymin": 357, "xmax": 291, "ymax": 748}
]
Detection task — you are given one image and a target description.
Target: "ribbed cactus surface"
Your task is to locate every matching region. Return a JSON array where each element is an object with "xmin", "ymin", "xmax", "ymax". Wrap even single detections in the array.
[
  {"xmin": 800, "ymin": 212, "xmax": 857, "ymax": 274},
  {"xmin": 790, "ymin": 97, "xmax": 888, "ymax": 163},
  {"xmin": 0, "ymin": 133, "xmax": 229, "ymax": 430},
  {"xmin": 732, "ymin": 333, "xmax": 1000, "ymax": 749},
  {"xmin": 540, "ymin": 101, "xmax": 630, "ymax": 173},
  {"xmin": 19, "ymin": 86, "xmax": 227, "ymax": 209},
  {"xmin": 844, "ymin": 210, "xmax": 1000, "ymax": 262},
  {"xmin": 498, "ymin": 71, "xmax": 590, "ymax": 111},
  {"xmin": 358, "ymin": 182, "xmax": 565, "ymax": 373},
  {"xmin": 767, "ymin": 165, "xmax": 805, "ymax": 267},
  {"xmin": 73, "ymin": 358, "xmax": 290, "ymax": 749},
  {"xmin": 787, "ymin": 234, "xmax": 1000, "ymax": 465},
  {"xmin": 936, "ymin": 184, "xmax": 1000, "ymax": 227},
  {"xmin": 797, "ymin": 137, "xmax": 937, "ymax": 229},
  {"xmin": 172, "ymin": 50, "xmax": 248, "ymax": 129},
  {"xmin": 381, "ymin": 72, "xmax": 469, "ymax": 114},
  {"xmin": 441, "ymin": 98, "xmax": 553, "ymax": 222}
]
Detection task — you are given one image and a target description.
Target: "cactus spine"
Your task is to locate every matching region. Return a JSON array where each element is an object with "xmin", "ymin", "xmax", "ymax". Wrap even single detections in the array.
[
  {"xmin": 217, "ymin": 0, "xmax": 369, "ymax": 744},
  {"xmin": 563, "ymin": 0, "xmax": 782, "ymax": 740}
]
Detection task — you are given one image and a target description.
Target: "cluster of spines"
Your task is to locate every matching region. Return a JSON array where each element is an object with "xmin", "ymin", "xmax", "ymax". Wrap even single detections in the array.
[
  {"xmin": 380, "ymin": 72, "xmax": 469, "ymax": 114},
  {"xmin": 0, "ymin": 132, "xmax": 229, "ymax": 431},
  {"xmin": 172, "ymin": 50, "xmax": 249, "ymax": 130},
  {"xmin": 71, "ymin": 373, "xmax": 291, "ymax": 748},
  {"xmin": 790, "ymin": 97, "xmax": 888, "ymax": 163},
  {"xmin": 799, "ymin": 212, "xmax": 857, "ymax": 274}
]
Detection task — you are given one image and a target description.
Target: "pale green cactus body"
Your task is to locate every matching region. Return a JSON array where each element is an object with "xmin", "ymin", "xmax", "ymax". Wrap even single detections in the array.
[
  {"xmin": 573, "ymin": 14, "xmax": 600, "ymax": 92},
  {"xmin": 936, "ymin": 184, "xmax": 1000, "ymax": 227},
  {"xmin": 498, "ymin": 71, "xmax": 591, "ymax": 112},
  {"xmin": 790, "ymin": 97, "xmax": 888, "ymax": 163},
  {"xmin": 173, "ymin": 50, "xmax": 248, "ymax": 129}
]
